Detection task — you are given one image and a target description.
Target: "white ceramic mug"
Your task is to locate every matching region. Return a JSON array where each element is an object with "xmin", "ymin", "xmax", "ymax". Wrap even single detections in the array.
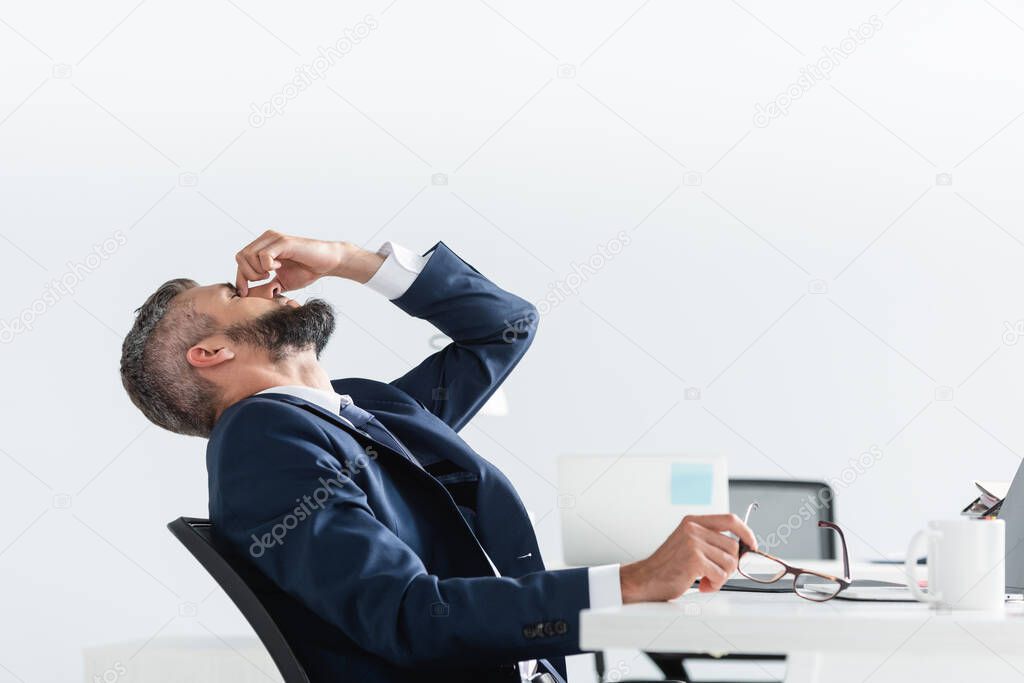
[{"xmin": 904, "ymin": 518, "xmax": 1005, "ymax": 610}]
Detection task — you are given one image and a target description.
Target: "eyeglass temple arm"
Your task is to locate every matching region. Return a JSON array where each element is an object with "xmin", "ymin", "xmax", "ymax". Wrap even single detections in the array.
[
  {"xmin": 819, "ymin": 521, "xmax": 851, "ymax": 581},
  {"xmin": 743, "ymin": 501, "xmax": 759, "ymax": 526},
  {"xmin": 735, "ymin": 502, "xmax": 760, "ymax": 555}
]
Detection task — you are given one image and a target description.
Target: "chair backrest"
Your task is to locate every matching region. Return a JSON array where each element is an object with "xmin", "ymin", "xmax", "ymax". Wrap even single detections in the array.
[
  {"xmin": 729, "ymin": 479, "xmax": 837, "ymax": 560},
  {"xmin": 167, "ymin": 517, "xmax": 311, "ymax": 683}
]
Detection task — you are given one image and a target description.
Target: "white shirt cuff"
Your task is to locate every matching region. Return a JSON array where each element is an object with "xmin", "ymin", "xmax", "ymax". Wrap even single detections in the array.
[
  {"xmin": 587, "ymin": 564, "xmax": 622, "ymax": 608},
  {"xmin": 364, "ymin": 241, "xmax": 430, "ymax": 300}
]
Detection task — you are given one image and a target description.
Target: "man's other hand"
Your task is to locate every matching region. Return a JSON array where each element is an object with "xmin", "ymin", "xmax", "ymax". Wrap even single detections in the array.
[
  {"xmin": 234, "ymin": 231, "xmax": 385, "ymax": 296},
  {"xmin": 619, "ymin": 513, "xmax": 757, "ymax": 603}
]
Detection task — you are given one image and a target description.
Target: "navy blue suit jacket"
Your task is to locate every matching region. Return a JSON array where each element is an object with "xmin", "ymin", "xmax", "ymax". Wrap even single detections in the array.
[{"xmin": 207, "ymin": 243, "xmax": 590, "ymax": 682}]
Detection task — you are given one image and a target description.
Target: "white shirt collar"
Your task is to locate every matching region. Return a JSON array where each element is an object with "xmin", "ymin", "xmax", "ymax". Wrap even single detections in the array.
[{"xmin": 256, "ymin": 385, "xmax": 353, "ymax": 415}]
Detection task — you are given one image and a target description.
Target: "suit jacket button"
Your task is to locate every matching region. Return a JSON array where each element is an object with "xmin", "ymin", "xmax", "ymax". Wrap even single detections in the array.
[
  {"xmin": 543, "ymin": 622, "xmax": 556, "ymax": 637},
  {"xmin": 522, "ymin": 626, "xmax": 535, "ymax": 639},
  {"xmin": 555, "ymin": 620, "xmax": 568, "ymax": 635}
]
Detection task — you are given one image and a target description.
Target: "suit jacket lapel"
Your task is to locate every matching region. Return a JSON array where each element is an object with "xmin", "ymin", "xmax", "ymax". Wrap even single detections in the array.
[{"xmin": 254, "ymin": 392, "xmax": 425, "ymax": 472}]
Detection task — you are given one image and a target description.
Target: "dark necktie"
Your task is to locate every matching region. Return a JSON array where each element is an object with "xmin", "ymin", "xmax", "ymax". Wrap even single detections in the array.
[{"xmin": 338, "ymin": 402, "xmax": 421, "ymax": 469}]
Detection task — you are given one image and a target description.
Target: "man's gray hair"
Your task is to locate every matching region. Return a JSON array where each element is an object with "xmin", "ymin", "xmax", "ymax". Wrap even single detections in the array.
[{"xmin": 120, "ymin": 279, "xmax": 221, "ymax": 437}]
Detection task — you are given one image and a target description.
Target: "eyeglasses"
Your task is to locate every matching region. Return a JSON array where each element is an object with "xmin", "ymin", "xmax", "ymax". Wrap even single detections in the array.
[{"xmin": 736, "ymin": 502, "xmax": 852, "ymax": 602}]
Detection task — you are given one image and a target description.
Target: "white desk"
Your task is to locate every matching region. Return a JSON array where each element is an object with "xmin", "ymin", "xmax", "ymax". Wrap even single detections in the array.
[{"xmin": 580, "ymin": 561, "xmax": 1024, "ymax": 683}]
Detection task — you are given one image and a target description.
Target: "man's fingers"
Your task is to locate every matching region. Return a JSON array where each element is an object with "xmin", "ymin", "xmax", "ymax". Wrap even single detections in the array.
[
  {"xmin": 235, "ymin": 254, "xmax": 265, "ymax": 288},
  {"xmin": 700, "ymin": 540, "xmax": 739, "ymax": 578},
  {"xmin": 685, "ymin": 513, "xmax": 758, "ymax": 551},
  {"xmin": 695, "ymin": 524, "xmax": 740, "ymax": 557},
  {"xmin": 257, "ymin": 236, "xmax": 297, "ymax": 273},
  {"xmin": 234, "ymin": 254, "xmax": 268, "ymax": 295},
  {"xmin": 234, "ymin": 230, "xmax": 286, "ymax": 293},
  {"xmin": 698, "ymin": 555, "xmax": 731, "ymax": 591},
  {"xmin": 242, "ymin": 251, "xmax": 270, "ymax": 282},
  {"xmin": 257, "ymin": 248, "xmax": 281, "ymax": 273},
  {"xmin": 237, "ymin": 230, "xmax": 282, "ymax": 259},
  {"xmin": 235, "ymin": 266, "xmax": 249, "ymax": 297}
]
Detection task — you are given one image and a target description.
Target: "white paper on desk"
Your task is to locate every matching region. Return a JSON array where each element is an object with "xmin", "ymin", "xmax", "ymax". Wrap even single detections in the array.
[
  {"xmin": 836, "ymin": 587, "xmax": 916, "ymax": 602},
  {"xmin": 801, "ymin": 584, "xmax": 916, "ymax": 602}
]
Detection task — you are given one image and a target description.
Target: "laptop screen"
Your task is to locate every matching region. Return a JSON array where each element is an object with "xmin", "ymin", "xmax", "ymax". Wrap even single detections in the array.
[{"xmin": 998, "ymin": 464, "xmax": 1024, "ymax": 592}]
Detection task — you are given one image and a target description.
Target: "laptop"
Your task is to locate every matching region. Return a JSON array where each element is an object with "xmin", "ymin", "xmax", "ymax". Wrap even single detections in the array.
[{"xmin": 998, "ymin": 458, "xmax": 1024, "ymax": 593}]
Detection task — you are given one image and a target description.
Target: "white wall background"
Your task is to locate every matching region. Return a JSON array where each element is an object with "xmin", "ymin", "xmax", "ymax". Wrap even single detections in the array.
[{"xmin": 2, "ymin": 0, "xmax": 1023, "ymax": 680}]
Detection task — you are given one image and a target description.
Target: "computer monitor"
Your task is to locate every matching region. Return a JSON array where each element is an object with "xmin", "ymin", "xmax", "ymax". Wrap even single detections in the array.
[
  {"xmin": 558, "ymin": 454, "xmax": 728, "ymax": 566},
  {"xmin": 729, "ymin": 479, "xmax": 837, "ymax": 560}
]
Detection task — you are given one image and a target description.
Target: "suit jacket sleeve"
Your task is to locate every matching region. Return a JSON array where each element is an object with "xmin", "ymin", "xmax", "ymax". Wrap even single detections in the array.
[
  {"xmin": 213, "ymin": 399, "xmax": 589, "ymax": 669},
  {"xmin": 387, "ymin": 242, "xmax": 538, "ymax": 432}
]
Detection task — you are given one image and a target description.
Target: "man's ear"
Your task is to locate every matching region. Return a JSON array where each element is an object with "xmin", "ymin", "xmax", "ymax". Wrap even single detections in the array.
[{"xmin": 186, "ymin": 339, "xmax": 236, "ymax": 369}]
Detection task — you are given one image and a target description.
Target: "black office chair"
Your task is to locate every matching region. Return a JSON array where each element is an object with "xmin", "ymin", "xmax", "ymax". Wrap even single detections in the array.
[
  {"xmin": 597, "ymin": 479, "xmax": 836, "ymax": 683},
  {"xmin": 167, "ymin": 517, "xmax": 311, "ymax": 683}
]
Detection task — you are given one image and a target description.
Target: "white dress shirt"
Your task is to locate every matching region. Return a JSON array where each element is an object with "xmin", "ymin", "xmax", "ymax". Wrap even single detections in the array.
[{"xmin": 258, "ymin": 242, "xmax": 621, "ymax": 679}]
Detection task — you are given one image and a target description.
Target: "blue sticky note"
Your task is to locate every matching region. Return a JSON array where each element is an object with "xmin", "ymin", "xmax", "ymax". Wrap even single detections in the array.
[{"xmin": 670, "ymin": 463, "xmax": 714, "ymax": 505}]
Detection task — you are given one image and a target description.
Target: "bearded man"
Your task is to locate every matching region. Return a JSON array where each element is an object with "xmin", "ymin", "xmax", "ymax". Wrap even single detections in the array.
[{"xmin": 119, "ymin": 232, "xmax": 756, "ymax": 683}]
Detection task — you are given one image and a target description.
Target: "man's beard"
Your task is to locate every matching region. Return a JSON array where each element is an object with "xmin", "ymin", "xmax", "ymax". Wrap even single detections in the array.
[{"xmin": 224, "ymin": 298, "xmax": 336, "ymax": 362}]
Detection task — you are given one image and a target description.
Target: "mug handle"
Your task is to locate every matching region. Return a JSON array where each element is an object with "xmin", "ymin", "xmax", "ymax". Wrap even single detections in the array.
[{"xmin": 905, "ymin": 529, "xmax": 941, "ymax": 603}]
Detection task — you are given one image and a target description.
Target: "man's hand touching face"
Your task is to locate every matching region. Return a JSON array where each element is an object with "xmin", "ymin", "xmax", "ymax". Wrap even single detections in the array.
[
  {"xmin": 233, "ymin": 231, "xmax": 385, "ymax": 296},
  {"xmin": 234, "ymin": 231, "xmax": 349, "ymax": 296}
]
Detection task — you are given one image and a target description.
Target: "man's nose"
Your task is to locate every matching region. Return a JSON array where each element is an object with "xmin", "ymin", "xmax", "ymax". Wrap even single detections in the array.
[{"xmin": 246, "ymin": 280, "xmax": 283, "ymax": 299}]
